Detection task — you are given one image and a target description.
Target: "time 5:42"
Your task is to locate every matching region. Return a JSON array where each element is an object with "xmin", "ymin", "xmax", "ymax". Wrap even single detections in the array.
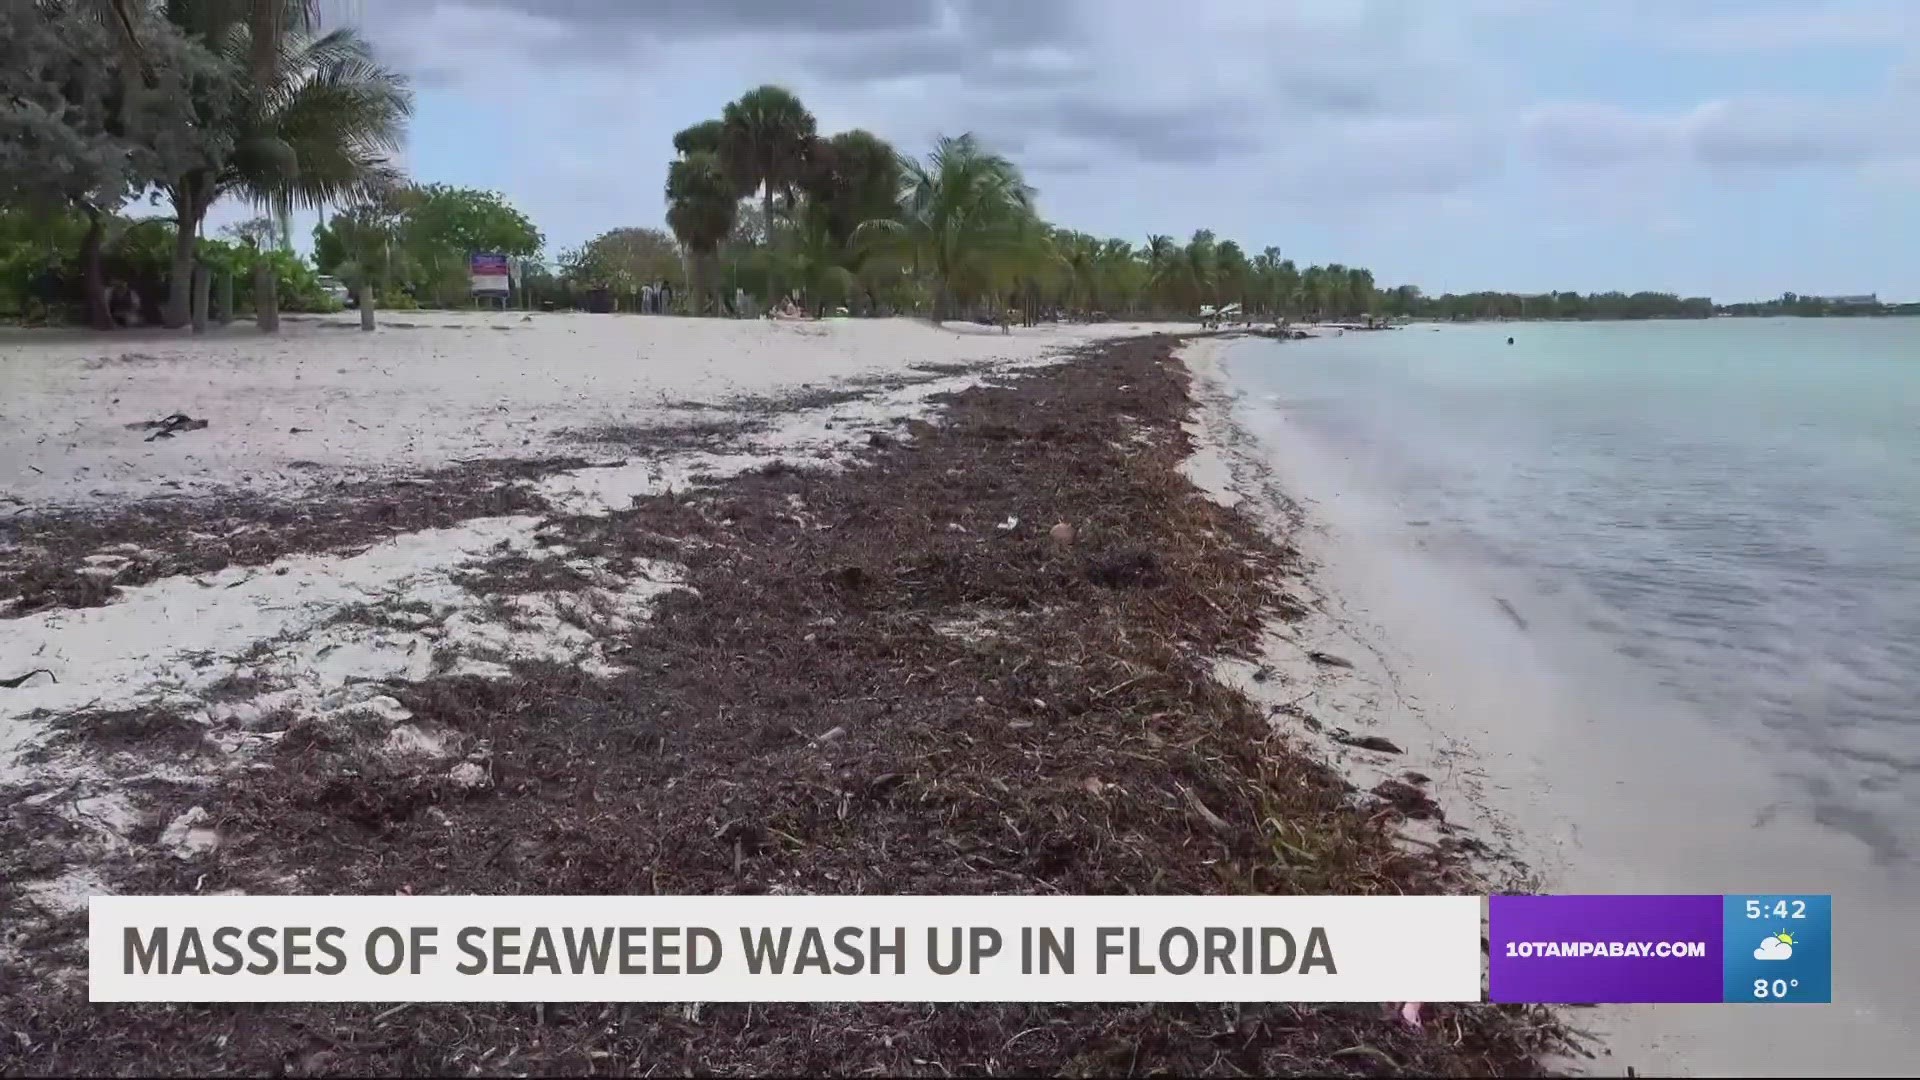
[{"xmin": 1745, "ymin": 899, "xmax": 1807, "ymax": 919}]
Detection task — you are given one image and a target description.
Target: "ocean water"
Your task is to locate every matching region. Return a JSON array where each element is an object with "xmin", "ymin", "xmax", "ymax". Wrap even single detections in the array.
[{"xmin": 1222, "ymin": 319, "xmax": 1920, "ymax": 873}]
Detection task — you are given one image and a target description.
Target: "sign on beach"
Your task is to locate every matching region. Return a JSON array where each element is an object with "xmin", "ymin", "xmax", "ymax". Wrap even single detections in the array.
[{"xmin": 470, "ymin": 252, "xmax": 510, "ymax": 296}]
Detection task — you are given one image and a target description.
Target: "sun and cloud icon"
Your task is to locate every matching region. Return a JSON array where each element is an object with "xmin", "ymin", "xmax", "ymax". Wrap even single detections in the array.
[{"xmin": 1754, "ymin": 931, "xmax": 1796, "ymax": 961}]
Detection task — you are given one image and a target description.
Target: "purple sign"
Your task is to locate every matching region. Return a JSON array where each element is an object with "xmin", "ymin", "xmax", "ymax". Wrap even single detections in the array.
[
  {"xmin": 1488, "ymin": 895, "xmax": 1723, "ymax": 1003},
  {"xmin": 470, "ymin": 252, "xmax": 510, "ymax": 296}
]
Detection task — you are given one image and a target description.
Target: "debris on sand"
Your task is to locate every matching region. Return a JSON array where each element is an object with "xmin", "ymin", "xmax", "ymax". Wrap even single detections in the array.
[
  {"xmin": 1373, "ymin": 778, "xmax": 1446, "ymax": 820},
  {"xmin": 158, "ymin": 806, "xmax": 219, "ymax": 858},
  {"xmin": 1332, "ymin": 729, "xmax": 1404, "ymax": 754},
  {"xmin": 1084, "ymin": 547, "xmax": 1159, "ymax": 588},
  {"xmin": 1, "ymin": 668, "xmax": 55, "ymax": 689},
  {"xmin": 0, "ymin": 334, "xmax": 1562, "ymax": 1076},
  {"xmin": 127, "ymin": 413, "xmax": 210, "ymax": 441}
]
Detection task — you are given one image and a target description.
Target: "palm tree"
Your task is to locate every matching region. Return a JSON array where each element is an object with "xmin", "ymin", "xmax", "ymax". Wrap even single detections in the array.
[
  {"xmin": 1275, "ymin": 258, "xmax": 1300, "ymax": 321},
  {"xmin": 1143, "ymin": 234, "xmax": 1178, "ymax": 316},
  {"xmin": 156, "ymin": 2, "xmax": 409, "ymax": 328},
  {"xmin": 665, "ymin": 149, "xmax": 738, "ymax": 315},
  {"xmin": 1179, "ymin": 230, "xmax": 1218, "ymax": 314},
  {"xmin": 807, "ymin": 129, "xmax": 901, "ymax": 245},
  {"xmin": 856, "ymin": 134, "xmax": 1036, "ymax": 324},
  {"xmin": 1301, "ymin": 265, "xmax": 1330, "ymax": 321},
  {"xmin": 719, "ymin": 85, "xmax": 816, "ymax": 243},
  {"xmin": 1216, "ymin": 240, "xmax": 1248, "ymax": 316},
  {"xmin": 1345, "ymin": 265, "xmax": 1376, "ymax": 322}
]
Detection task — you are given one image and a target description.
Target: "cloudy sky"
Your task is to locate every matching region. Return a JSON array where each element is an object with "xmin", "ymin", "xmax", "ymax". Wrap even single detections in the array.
[{"xmin": 247, "ymin": 0, "xmax": 1920, "ymax": 301}]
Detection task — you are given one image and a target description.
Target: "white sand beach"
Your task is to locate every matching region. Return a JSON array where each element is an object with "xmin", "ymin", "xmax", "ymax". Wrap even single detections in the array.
[
  {"xmin": 0, "ymin": 314, "xmax": 1188, "ymax": 921},
  {"xmin": 1, "ymin": 312, "xmax": 1171, "ymax": 508}
]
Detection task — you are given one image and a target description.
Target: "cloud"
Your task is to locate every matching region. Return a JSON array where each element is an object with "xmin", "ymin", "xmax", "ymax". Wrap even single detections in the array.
[
  {"xmin": 439, "ymin": 0, "xmax": 942, "ymax": 36},
  {"xmin": 321, "ymin": 0, "xmax": 1920, "ymax": 299},
  {"xmin": 1523, "ymin": 91, "xmax": 1914, "ymax": 177},
  {"xmin": 1032, "ymin": 97, "xmax": 1257, "ymax": 164},
  {"xmin": 1755, "ymin": 936, "xmax": 1794, "ymax": 961}
]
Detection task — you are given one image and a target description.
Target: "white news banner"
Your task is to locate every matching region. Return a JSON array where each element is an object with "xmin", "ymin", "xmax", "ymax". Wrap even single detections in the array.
[{"xmin": 91, "ymin": 894, "xmax": 1481, "ymax": 1003}]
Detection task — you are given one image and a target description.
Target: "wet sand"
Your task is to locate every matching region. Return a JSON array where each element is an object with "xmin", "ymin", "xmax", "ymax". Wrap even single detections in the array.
[{"xmin": 1181, "ymin": 336, "xmax": 1920, "ymax": 1077}]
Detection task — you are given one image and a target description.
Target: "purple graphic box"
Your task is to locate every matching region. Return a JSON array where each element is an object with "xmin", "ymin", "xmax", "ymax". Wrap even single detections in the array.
[{"xmin": 1489, "ymin": 895, "xmax": 1723, "ymax": 1003}]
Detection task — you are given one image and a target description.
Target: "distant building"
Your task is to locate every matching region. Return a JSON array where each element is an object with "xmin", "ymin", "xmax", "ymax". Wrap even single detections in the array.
[{"xmin": 1817, "ymin": 293, "xmax": 1879, "ymax": 306}]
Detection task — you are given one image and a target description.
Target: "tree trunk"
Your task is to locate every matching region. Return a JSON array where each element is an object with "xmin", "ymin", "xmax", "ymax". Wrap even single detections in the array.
[
  {"xmin": 762, "ymin": 184, "xmax": 779, "ymax": 306},
  {"xmin": 165, "ymin": 190, "xmax": 201, "ymax": 329},
  {"xmin": 191, "ymin": 264, "xmax": 211, "ymax": 331},
  {"xmin": 253, "ymin": 261, "xmax": 279, "ymax": 332},
  {"xmin": 218, "ymin": 272, "xmax": 234, "ymax": 324},
  {"xmin": 79, "ymin": 207, "xmax": 111, "ymax": 331},
  {"xmin": 359, "ymin": 282, "xmax": 376, "ymax": 330}
]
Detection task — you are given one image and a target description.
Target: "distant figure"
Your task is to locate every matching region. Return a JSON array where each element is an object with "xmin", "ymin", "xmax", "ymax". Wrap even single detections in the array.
[
  {"xmin": 736, "ymin": 286, "xmax": 747, "ymax": 318},
  {"xmin": 1507, "ymin": 336, "xmax": 1515, "ymax": 345}
]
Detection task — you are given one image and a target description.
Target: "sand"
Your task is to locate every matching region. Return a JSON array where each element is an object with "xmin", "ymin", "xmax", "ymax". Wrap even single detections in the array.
[
  {"xmin": 1180, "ymin": 337, "xmax": 1920, "ymax": 1078},
  {"xmin": 0, "ymin": 314, "xmax": 1191, "ymax": 914},
  {"xmin": 0, "ymin": 310, "xmax": 1166, "ymax": 508}
]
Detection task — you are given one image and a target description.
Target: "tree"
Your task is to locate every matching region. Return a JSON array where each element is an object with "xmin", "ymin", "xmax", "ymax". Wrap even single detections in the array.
[
  {"xmin": 665, "ymin": 152, "xmax": 738, "ymax": 315},
  {"xmin": 0, "ymin": 3, "xmax": 222, "ymax": 328},
  {"xmin": 399, "ymin": 184, "xmax": 542, "ymax": 305},
  {"xmin": 719, "ymin": 85, "xmax": 817, "ymax": 245},
  {"xmin": 403, "ymin": 184, "xmax": 542, "ymax": 260},
  {"xmin": 800, "ymin": 129, "xmax": 903, "ymax": 247},
  {"xmin": 221, "ymin": 216, "xmax": 278, "ymax": 249},
  {"xmin": 1143, "ymin": 234, "xmax": 1179, "ymax": 315},
  {"xmin": 672, "ymin": 119, "xmax": 727, "ymax": 158},
  {"xmin": 327, "ymin": 189, "xmax": 407, "ymax": 330},
  {"xmin": 1216, "ymin": 240, "xmax": 1248, "ymax": 314},
  {"xmin": 1176, "ymin": 230, "xmax": 1217, "ymax": 313},
  {"xmin": 856, "ymin": 134, "xmax": 1036, "ymax": 324},
  {"xmin": 1345, "ymin": 265, "xmax": 1376, "ymax": 321},
  {"xmin": 561, "ymin": 226, "xmax": 682, "ymax": 311},
  {"xmin": 155, "ymin": 3, "xmax": 411, "ymax": 328},
  {"xmin": 311, "ymin": 217, "xmax": 346, "ymax": 273}
]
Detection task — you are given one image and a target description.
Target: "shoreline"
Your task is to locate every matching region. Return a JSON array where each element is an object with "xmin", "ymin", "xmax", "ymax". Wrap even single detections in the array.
[
  {"xmin": 0, "ymin": 328, "xmax": 1556, "ymax": 1074},
  {"xmin": 1182, "ymin": 334, "xmax": 1920, "ymax": 1077}
]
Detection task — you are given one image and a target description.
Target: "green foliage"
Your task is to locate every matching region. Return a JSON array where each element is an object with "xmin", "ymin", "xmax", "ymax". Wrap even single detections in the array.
[
  {"xmin": 857, "ymin": 133, "xmax": 1038, "ymax": 321},
  {"xmin": 154, "ymin": 3, "xmax": 412, "ymax": 324},
  {"xmin": 0, "ymin": 3, "xmax": 226, "ymax": 215},
  {"xmin": 560, "ymin": 227, "xmax": 682, "ymax": 290},
  {"xmin": 402, "ymin": 183, "xmax": 542, "ymax": 260},
  {"xmin": 0, "ymin": 203, "xmax": 335, "ymax": 320},
  {"xmin": 667, "ymin": 150, "xmax": 740, "ymax": 312},
  {"xmin": 800, "ymin": 129, "xmax": 904, "ymax": 248},
  {"xmin": 672, "ymin": 119, "xmax": 726, "ymax": 158},
  {"xmin": 312, "ymin": 218, "xmax": 346, "ymax": 273},
  {"xmin": 326, "ymin": 192, "xmax": 409, "ymax": 291},
  {"xmin": 314, "ymin": 184, "xmax": 543, "ymax": 306},
  {"xmin": 720, "ymin": 85, "xmax": 818, "ymax": 230}
]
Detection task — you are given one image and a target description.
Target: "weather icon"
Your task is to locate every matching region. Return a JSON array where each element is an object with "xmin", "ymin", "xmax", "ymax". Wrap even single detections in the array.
[{"xmin": 1754, "ymin": 931, "xmax": 1796, "ymax": 961}]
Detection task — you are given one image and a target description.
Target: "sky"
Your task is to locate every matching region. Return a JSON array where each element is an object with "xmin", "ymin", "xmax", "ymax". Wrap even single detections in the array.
[{"xmin": 213, "ymin": 0, "xmax": 1920, "ymax": 302}]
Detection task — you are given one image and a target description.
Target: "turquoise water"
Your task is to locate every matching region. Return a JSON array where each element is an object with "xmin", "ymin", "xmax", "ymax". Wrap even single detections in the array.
[{"xmin": 1223, "ymin": 319, "xmax": 1920, "ymax": 870}]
